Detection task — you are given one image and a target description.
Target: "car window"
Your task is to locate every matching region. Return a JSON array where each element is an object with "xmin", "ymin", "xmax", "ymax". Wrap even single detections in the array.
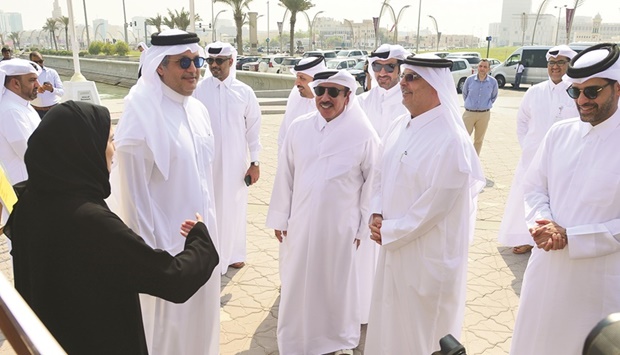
[
  {"xmin": 274, "ymin": 57, "xmax": 284, "ymax": 64},
  {"xmin": 326, "ymin": 60, "xmax": 339, "ymax": 69},
  {"xmin": 354, "ymin": 61, "xmax": 365, "ymax": 70},
  {"xmin": 325, "ymin": 52, "xmax": 337, "ymax": 58},
  {"xmin": 506, "ymin": 54, "xmax": 521, "ymax": 66},
  {"xmin": 337, "ymin": 62, "xmax": 346, "ymax": 69},
  {"xmin": 348, "ymin": 60, "xmax": 356, "ymax": 67},
  {"xmin": 465, "ymin": 57, "xmax": 480, "ymax": 65}
]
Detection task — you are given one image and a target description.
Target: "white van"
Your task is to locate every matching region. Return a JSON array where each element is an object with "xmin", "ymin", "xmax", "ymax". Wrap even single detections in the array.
[{"xmin": 491, "ymin": 44, "xmax": 589, "ymax": 88}]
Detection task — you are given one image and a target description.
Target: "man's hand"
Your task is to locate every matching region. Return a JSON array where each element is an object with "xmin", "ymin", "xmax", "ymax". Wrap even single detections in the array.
[
  {"xmin": 245, "ymin": 164, "xmax": 260, "ymax": 185},
  {"xmin": 275, "ymin": 230, "xmax": 287, "ymax": 243},
  {"xmin": 369, "ymin": 213, "xmax": 383, "ymax": 245},
  {"xmin": 180, "ymin": 213, "xmax": 204, "ymax": 237},
  {"xmin": 529, "ymin": 219, "xmax": 567, "ymax": 251}
]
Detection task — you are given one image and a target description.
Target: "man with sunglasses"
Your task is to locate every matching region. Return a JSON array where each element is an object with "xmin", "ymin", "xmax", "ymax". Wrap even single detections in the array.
[
  {"xmin": 366, "ymin": 54, "xmax": 484, "ymax": 354},
  {"xmin": 510, "ymin": 43, "xmax": 620, "ymax": 355},
  {"xmin": 111, "ymin": 29, "xmax": 221, "ymax": 355},
  {"xmin": 29, "ymin": 52, "xmax": 64, "ymax": 118},
  {"xmin": 267, "ymin": 70, "xmax": 379, "ymax": 355},
  {"xmin": 462, "ymin": 58, "xmax": 498, "ymax": 156},
  {"xmin": 277, "ymin": 55, "xmax": 326, "ymax": 152},
  {"xmin": 194, "ymin": 41, "xmax": 262, "ymax": 273},
  {"xmin": 358, "ymin": 44, "xmax": 409, "ymax": 137},
  {"xmin": 499, "ymin": 45, "xmax": 578, "ymax": 255}
]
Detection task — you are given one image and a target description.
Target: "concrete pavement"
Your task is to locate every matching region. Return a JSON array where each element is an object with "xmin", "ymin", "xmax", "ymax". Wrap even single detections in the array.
[{"xmin": 0, "ymin": 88, "xmax": 529, "ymax": 354}]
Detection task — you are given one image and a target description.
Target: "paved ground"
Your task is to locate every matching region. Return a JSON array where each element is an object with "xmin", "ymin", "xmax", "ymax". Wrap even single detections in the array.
[{"xmin": 0, "ymin": 87, "xmax": 530, "ymax": 354}]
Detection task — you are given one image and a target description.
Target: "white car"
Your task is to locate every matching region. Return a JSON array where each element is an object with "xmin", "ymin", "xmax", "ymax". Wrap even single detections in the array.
[
  {"xmin": 450, "ymin": 58, "xmax": 475, "ymax": 93},
  {"xmin": 256, "ymin": 55, "xmax": 292, "ymax": 73},
  {"xmin": 279, "ymin": 57, "xmax": 302, "ymax": 75},
  {"xmin": 336, "ymin": 49, "xmax": 367, "ymax": 60},
  {"xmin": 326, "ymin": 59, "xmax": 358, "ymax": 70}
]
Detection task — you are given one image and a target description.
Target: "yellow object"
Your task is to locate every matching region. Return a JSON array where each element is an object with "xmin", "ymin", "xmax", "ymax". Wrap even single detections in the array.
[{"xmin": 0, "ymin": 166, "xmax": 18, "ymax": 215}]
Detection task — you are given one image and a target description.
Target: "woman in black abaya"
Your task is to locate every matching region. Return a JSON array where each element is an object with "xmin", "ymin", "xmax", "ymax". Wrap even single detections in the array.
[{"xmin": 5, "ymin": 101, "xmax": 219, "ymax": 354}]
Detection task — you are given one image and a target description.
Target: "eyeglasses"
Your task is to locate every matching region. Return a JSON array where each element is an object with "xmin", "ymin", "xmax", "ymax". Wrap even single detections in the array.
[
  {"xmin": 206, "ymin": 57, "xmax": 231, "ymax": 65},
  {"xmin": 547, "ymin": 60, "xmax": 568, "ymax": 67},
  {"xmin": 371, "ymin": 62, "xmax": 398, "ymax": 73},
  {"xmin": 313, "ymin": 86, "xmax": 348, "ymax": 98},
  {"xmin": 400, "ymin": 73, "xmax": 421, "ymax": 82},
  {"xmin": 175, "ymin": 56, "xmax": 206, "ymax": 69},
  {"xmin": 566, "ymin": 82, "xmax": 612, "ymax": 100}
]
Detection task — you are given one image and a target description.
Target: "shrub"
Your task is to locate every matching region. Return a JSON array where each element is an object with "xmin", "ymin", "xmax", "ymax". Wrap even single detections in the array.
[
  {"xmin": 102, "ymin": 42, "xmax": 116, "ymax": 55},
  {"xmin": 88, "ymin": 41, "xmax": 104, "ymax": 55},
  {"xmin": 115, "ymin": 41, "xmax": 130, "ymax": 56}
]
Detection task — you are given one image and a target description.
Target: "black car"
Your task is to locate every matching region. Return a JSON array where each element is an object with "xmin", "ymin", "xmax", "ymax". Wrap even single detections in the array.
[
  {"xmin": 236, "ymin": 56, "xmax": 260, "ymax": 70},
  {"xmin": 346, "ymin": 60, "xmax": 368, "ymax": 91}
]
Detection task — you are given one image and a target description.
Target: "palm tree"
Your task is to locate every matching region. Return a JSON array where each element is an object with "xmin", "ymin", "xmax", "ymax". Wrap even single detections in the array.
[
  {"xmin": 57, "ymin": 16, "xmax": 70, "ymax": 49},
  {"xmin": 215, "ymin": 0, "xmax": 254, "ymax": 54},
  {"xmin": 166, "ymin": 8, "xmax": 201, "ymax": 31},
  {"xmin": 146, "ymin": 14, "xmax": 164, "ymax": 33},
  {"xmin": 163, "ymin": 9, "xmax": 177, "ymax": 30},
  {"xmin": 8, "ymin": 32, "xmax": 21, "ymax": 49},
  {"xmin": 43, "ymin": 18, "xmax": 59, "ymax": 50},
  {"xmin": 279, "ymin": 0, "xmax": 314, "ymax": 54}
]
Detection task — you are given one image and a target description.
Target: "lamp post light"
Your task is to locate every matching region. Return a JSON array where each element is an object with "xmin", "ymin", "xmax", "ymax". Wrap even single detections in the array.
[
  {"xmin": 82, "ymin": 0, "xmax": 90, "ymax": 47},
  {"xmin": 394, "ymin": 5, "xmax": 410, "ymax": 44},
  {"xmin": 415, "ymin": 0, "xmax": 422, "ymax": 53},
  {"xmin": 214, "ymin": 10, "xmax": 227, "ymax": 42},
  {"xmin": 121, "ymin": 0, "xmax": 128, "ymax": 43},
  {"xmin": 554, "ymin": 5, "xmax": 567, "ymax": 45},
  {"xmin": 531, "ymin": 0, "xmax": 550, "ymax": 45},
  {"xmin": 310, "ymin": 11, "xmax": 324, "ymax": 51},
  {"xmin": 428, "ymin": 15, "xmax": 440, "ymax": 52},
  {"xmin": 344, "ymin": 19, "xmax": 354, "ymax": 48}
]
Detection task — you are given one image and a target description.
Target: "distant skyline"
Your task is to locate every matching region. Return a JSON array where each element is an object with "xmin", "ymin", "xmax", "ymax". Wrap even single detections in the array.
[{"xmin": 2, "ymin": 0, "xmax": 620, "ymax": 40}]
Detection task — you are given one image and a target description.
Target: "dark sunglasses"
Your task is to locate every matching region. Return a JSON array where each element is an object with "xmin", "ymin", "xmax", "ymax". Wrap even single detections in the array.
[
  {"xmin": 206, "ymin": 57, "xmax": 231, "ymax": 65},
  {"xmin": 313, "ymin": 86, "xmax": 349, "ymax": 98},
  {"xmin": 176, "ymin": 56, "xmax": 205, "ymax": 69},
  {"xmin": 33, "ymin": 59, "xmax": 44, "ymax": 64},
  {"xmin": 371, "ymin": 62, "xmax": 398, "ymax": 73},
  {"xmin": 400, "ymin": 73, "xmax": 421, "ymax": 82},
  {"xmin": 566, "ymin": 82, "xmax": 612, "ymax": 100}
]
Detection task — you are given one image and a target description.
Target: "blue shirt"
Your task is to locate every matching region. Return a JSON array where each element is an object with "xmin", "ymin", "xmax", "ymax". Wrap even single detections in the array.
[{"xmin": 462, "ymin": 74, "xmax": 498, "ymax": 110}]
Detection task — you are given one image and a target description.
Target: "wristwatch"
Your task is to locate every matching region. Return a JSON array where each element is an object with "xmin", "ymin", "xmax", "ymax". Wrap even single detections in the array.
[{"xmin": 251, "ymin": 161, "xmax": 260, "ymax": 167}]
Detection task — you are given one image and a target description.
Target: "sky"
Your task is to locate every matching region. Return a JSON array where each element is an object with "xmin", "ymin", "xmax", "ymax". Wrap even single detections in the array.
[{"xmin": 3, "ymin": 0, "xmax": 620, "ymax": 40}]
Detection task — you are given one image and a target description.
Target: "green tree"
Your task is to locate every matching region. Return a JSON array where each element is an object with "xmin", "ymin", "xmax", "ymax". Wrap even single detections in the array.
[
  {"xmin": 57, "ymin": 16, "xmax": 70, "ymax": 49},
  {"xmin": 278, "ymin": 0, "xmax": 314, "ymax": 54},
  {"xmin": 102, "ymin": 42, "xmax": 116, "ymax": 55},
  {"xmin": 43, "ymin": 17, "xmax": 59, "ymax": 50},
  {"xmin": 8, "ymin": 32, "xmax": 21, "ymax": 50},
  {"xmin": 147, "ymin": 14, "xmax": 164, "ymax": 33},
  {"xmin": 115, "ymin": 41, "xmax": 130, "ymax": 56},
  {"xmin": 163, "ymin": 10, "xmax": 177, "ymax": 30},
  {"xmin": 214, "ymin": 0, "xmax": 254, "ymax": 55},
  {"xmin": 88, "ymin": 40, "xmax": 104, "ymax": 55},
  {"xmin": 166, "ymin": 8, "xmax": 201, "ymax": 31}
]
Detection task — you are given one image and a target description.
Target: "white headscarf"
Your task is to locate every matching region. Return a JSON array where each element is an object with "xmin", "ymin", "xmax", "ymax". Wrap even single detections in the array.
[
  {"xmin": 205, "ymin": 41, "xmax": 238, "ymax": 80},
  {"xmin": 116, "ymin": 29, "xmax": 203, "ymax": 180},
  {"xmin": 290, "ymin": 56, "xmax": 327, "ymax": 77},
  {"xmin": 564, "ymin": 43, "xmax": 620, "ymax": 84},
  {"xmin": 0, "ymin": 58, "xmax": 42, "ymax": 105},
  {"xmin": 546, "ymin": 45, "xmax": 577, "ymax": 61},
  {"xmin": 402, "ymin": 54, "xmax": 485, "ymax": 203},
  {"xmin": 367, "ymin": 44, "xmax": 409, "ymax": 89},
  {"xmin": 308, "ymin": 69, "xmax": 366, "ymax": 121}
]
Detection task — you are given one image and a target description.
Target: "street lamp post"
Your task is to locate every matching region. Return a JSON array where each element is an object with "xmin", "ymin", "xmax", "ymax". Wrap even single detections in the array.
[
  {"xmin": 267, "ymin": 0, "xmax": 270, "ymax": 54},
  {"xmin": 310, "ymin": 11, "xmax": 324, "ymax": 51},
  {"xmin": 344, "ymin": 19, "xmax": 354, "ymax": 48},
  {"xmin": 531, "ymin": 0, "xmax": 550, "ymax": 45},
  {"xmin": 415, "ymin": 0, "xmax": 422, "ymax": 53},
  {"xmin": 394, "ymin": 5, "xmax": 410, "ymax": 44},
  {"xmin": 211, "ymin": 0, "xmax": 216, "ymax": 42},
  {"xmin": 122, "ymin": 0, "xmax": 128, "ymax": 43},
  {"xmin": 189, "ymin": 0, "xmax": 196, "ymax": 32},
  {"xmin": 428, "ymin": 15, "xmax": 440, "ymax": 51},
  {"xmin": 214, "ymin": 10, "xmax": 227, "ymax": 42},
  {"xmin": 554, "ymin": 5, "xmax": 567, "ymax": 45},
  {"xmin": 82, "ymin": 0, "xmax": 90, "ymax": 47}
]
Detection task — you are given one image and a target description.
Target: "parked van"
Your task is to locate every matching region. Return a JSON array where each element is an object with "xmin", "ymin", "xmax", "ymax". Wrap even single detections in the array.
[{"xmin": 491, "ymin": 44, "xmax": 589, "ymax": 88}]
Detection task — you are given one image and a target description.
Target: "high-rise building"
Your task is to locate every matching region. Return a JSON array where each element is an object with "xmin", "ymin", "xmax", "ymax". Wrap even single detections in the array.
[
  {"xmin": 498, "ymin": 0, "xmax": 532, "ymax": 46},
  {"xmin": 0, "ymin": 11, "xmax": 24, "ymax": 33},
  {"xmin": 52, "ymin": 0, "xmax": 63, "ymax": 19},
  {"xmin": 93, "ymin": 19, "xmax": 108, "ymax": 42}
]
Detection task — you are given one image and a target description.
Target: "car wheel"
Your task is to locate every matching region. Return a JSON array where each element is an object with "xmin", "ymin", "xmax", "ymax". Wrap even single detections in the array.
[
  {"xmin": 457, "ymin": 78, "xmax": 466, "ymax": 94},
  {"xmin": 495, "ymin": 75, "xmax": 506, "ymax": 88}
]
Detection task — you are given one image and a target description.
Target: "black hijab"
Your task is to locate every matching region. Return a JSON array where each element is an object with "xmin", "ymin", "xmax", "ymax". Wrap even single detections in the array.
[{"xmin": 25, "ymin": 101, "xmax": 111, "ymax": 199}]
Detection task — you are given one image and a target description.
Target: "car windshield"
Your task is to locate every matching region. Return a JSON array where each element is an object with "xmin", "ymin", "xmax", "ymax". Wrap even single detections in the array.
[
  {"xmin": 282, "ymin": 58, "xmax": 300, "ymax": 65},
  {"xmin": 326, "ymin": 60, "xmax": 341, "ymax": 69},
  {"xmin": 324, "ymin": 52, "xmax": 337, "ymax": 58},
  {"xmin": 464, "ymin": 57, "xmax": 480, "ymax": 64},
  {"xmin": 337, "ymin": 50, "xmax": 350, "ymax": 57},
  {"xmin": 354, "ymin": 61, "xmax": 365, "ymax": 70}
]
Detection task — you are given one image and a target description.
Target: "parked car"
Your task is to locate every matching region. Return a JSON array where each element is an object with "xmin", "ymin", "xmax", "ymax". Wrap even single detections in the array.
[
  {"xmin": 450, "ymin": 58, "xmax": 475, "ymax": 94},
  {"xmin": 236, "ymin": 56, "xmax": 260, "ymax": 70},
  {"xmin": 336, "ymin": 49, "xmax": 367, "ymax": 60},
  {"xmin": 450, "ymin": 51, "xmax": 481, "ymax": 58},
  {"xmin": 426, "ymin": 51, "xmax": 449, "ymax": 58},
  {"xmin": 326, "ymin": 59, "xmax": 358, "ymax": 70},
  {"xmin": 279, "ymin": 57, "xmax": 302, "ymax": 75},
  {"xmin": 448, "ymin": 55, "xmax": 481, "ymax": 76},
  {"xmin": 487, "ymin": 58, "xmax": 501, "ymax": 70},
  {"xmin": 346, "ymin": 60, "xmax": 367, "ymax": 90},
  {"xmin": 302, "ymin": 50, "xmax": 337, "ymax": 60},
  {"xmin": 257, "ymin": 55, "xmax": 292, "ymax": 73}
]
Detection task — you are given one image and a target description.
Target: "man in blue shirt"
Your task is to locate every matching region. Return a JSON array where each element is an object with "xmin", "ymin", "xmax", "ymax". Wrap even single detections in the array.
[{"xmin": 462, "ymin": 59, "xmax": 498, "ymax": 155}]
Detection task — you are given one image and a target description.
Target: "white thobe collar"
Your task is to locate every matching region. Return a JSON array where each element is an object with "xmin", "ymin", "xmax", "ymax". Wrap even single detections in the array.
[
  {"xmin": 161, "ymin": 83, "xmax": 189, "ymax": 106},
  {"xmin": 376, "ymin": 83, "xmax": 401, "ymax": 98},
  {"xmin": 545, "ymin": 78, "xmax": 569, "ymax": 92},
  {"xmin": 405, "ymin": 105, "xmax": 442, "ymax": 130},
  {"xmin": 3, "ymin": 89, "xmax": 31, "ymax": 107},
  {"xmin": 580, "ymin": 108, "xmax": 620, "ymax": 141},
  {"xmin": 215, "ymin": 73, "xmax": 234, "ymax": 89}
]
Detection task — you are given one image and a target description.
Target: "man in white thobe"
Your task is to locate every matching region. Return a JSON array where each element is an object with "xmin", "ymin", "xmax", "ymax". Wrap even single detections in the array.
[
  {"xmin": 356, "ymin": 43, "xmax": 409, "ymax": 325},
  {"xmin": 194, "ymin": 41, "xmax": 262, "ymax": 272},
  {"xmin": 366, "ymin": 55, "xmax": 485, "ymax": 354},
  {"xmin": 277, "ymin": 55, "xmax": 325, "ymax": 152},
  {"xmin": 266, "ymin": 70, "xmax": 379, "ymax": 355},
  {"xmin": 510, "ymin": 43, "xmax": 620, "ymax": 355},
  {"xmin": 0, "ymin": 59, "xmax": 41, "ymax": 224},
  {"xmin": 358, "ymin": 44, "xmax": 409, "ymax": 137},
  {"xmin": 29, "ymin": 51, "xmax": 64, "ymax": 118},
  {"xmin": 111, "ymin": 30, "xmax": 220, "ymax": 355},
  {"xmin": 499, "ymin": 45, "xmax": 579, "ymax": 254}
]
